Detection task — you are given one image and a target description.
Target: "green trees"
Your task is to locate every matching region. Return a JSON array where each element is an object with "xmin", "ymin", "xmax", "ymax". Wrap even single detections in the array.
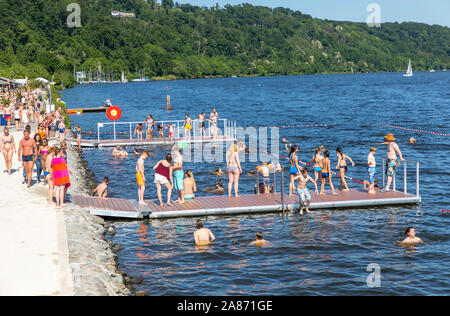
[{"xmin": 0, "ymin": 0, "xmax": 448, "ymax": 85}]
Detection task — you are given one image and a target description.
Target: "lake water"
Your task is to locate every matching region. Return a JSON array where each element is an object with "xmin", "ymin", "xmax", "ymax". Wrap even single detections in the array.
[{"xmin": 61, "ymin": 72, "xmax": 450, "ymax": 295}]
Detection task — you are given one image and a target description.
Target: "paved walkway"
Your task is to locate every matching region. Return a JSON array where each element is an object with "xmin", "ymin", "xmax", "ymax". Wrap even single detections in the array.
[{"xmin": 0, "ymin": 126, "xmax": 73, "ymax": 296}]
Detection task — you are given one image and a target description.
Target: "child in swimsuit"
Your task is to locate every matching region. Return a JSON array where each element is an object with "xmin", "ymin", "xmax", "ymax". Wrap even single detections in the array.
[{"xmin": 320, "ymin": 151, "xmax": 337, "ymax": 195}]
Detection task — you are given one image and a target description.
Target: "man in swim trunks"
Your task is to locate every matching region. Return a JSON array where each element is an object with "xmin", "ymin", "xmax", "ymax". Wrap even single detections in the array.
[
  {"xmin": 194, "ymin": 220, "xmax": 215, "ymax": 246},
  {"xmin": 172, "ymin": 146, "xmax": 185, "ymax": 204},
  {"xmin": 18, "ymin": 130, "xmax": 37, "ymax": 187},
  {"xmin": 380, "ymin": 133, "xmax": 405, "ymax": 192},
  {"xmin": 294, "ymin": 168, "xmax": 318, "ymax": 215},
  {"xmin": 136, "ymin": 151, "xmax": 148, "ymax": 205}
]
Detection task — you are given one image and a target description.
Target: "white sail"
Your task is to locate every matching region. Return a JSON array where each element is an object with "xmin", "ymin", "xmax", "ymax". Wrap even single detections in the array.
[{"xmin": 404, "ymin": 59, "xmax": 413, "ymax": 77}]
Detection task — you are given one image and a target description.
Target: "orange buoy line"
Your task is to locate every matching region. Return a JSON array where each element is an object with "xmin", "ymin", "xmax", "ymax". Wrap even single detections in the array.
[{"xmin": 380, "ymin": 124, "xmax": 450, "ymax": 136}]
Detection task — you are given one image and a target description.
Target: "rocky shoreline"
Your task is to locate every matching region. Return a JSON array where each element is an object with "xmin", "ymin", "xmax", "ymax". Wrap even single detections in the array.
[{"xmin": 64, "ymin": 141, "xmax": 131, "ymax": 296}]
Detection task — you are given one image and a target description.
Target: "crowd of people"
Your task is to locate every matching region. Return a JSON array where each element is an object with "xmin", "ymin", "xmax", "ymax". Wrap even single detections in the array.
[
  {"xmin": 130, "ymin": 108, "xmax": 221, "ymax": 144},
  {"xmin": 0, "ymin": 85, "xmax": 72, "ymax": 207}
]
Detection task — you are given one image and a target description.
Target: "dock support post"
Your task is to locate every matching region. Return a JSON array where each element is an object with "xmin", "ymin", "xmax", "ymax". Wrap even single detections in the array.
[
  {"xmin": 280, "ymin": 171, "xmax": 285, "ymax": 212},
  {"xmin": 416, "ymin": 162, "xmax": 420, "ymax": 197},
  {"xmin": 113, "ymin": 121, "xmax": 116, "ymax": 140},
  {"xmin": 256, "ymin": 171, "xmax": 260, "ymax": 195},
  {"xmin": 273, "ymin": 170, "xmax": 277, "ymax": 193},
  {"xmin": 382, "ymin": 158, "xmax": 385, "ymax": 189},
  {"xmin": 404, "ymin": 161, "xmax": 407, "ymax": 194},
  {"xmin": 129, "ymin": 123, "xmax": 132, "ymax": 140},
  {"xmin": 97, "ymin": 123, "xmax": 100, "ymax": 142}
]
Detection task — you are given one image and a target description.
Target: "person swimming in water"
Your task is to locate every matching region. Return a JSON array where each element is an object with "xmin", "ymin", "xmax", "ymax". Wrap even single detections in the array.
[
  {"xmin": 401, "ymin": 227, "xmax": 423, "ymax": 245},
  {"xmin": 205, "ymin": 181, "xmax": 225, "ymax": 195},
  {"xmin": 112, "ymin": 145, "xmax": 121, "ymax": 157},
  {"xmin": 212, "ymin": 167, "xmax": 224, "ymax": 176},
  {"xmin": 93, "ymin": 177, "xmax": 109, "ymax": 198},
  {"xmin": 194, "ymin": 220, "xmax": 215, "ymax": 246},
  {"xmin": 251, "ymin": 232, "xmax": 269, "ymax": 247}
]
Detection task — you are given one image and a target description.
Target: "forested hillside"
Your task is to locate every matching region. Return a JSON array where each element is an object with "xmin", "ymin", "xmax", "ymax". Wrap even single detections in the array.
[{"xmin": 0, "ymin": 0, "xmax": 449, "ymax": 87}]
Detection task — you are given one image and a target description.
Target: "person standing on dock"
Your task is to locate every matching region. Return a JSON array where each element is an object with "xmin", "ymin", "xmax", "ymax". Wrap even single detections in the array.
[
  {"xmin": 335, "ymin": 147, "xmax": 355, "ymax": 192},
  {"xmin": 134, "ymin": 123, "xmax": 144, "ymax": 144},
  {"xmin": 145, "ymin": 115, "xmax": 155, "ymax": 141},
  {"xmin": 209, "ymin": 109, "xmax": 218, "ymax": 139},
  {"xmin": 153, "ymin": 153, "xmax": 174, "ymax": 207},
  {"xmin": 18, "ymin": 130, "xmax": 37, "ymax": 188},
  {"xmin": 172, "ymin": 146, "xmax": 185, "ymax": 204},
  {"xmin": 136, "ymin": 151, "xmax": 148, "ymax": 206},
  {"xmin": 288, "ymin": 145, "xmax": 302, "ymax": 197},
  {"xmin": 198, "ymin": 112, "xmax": 206, "ymax": 139},
  {"xmin": 75, "ymin": 125, "xmax": 82, "ymax": 150},
  {"xmin": 194, "ymin": 220, "xmax": 215, "ymax": 246},
  {"xmin": 183, "ymin": 114, "xmax": 192, "ymax": 140},
  {"xmin": 226, "ymin": 142, "xmax": 242, "ymax": 198},
  {"xmin": 380, "ymin": 133, "xmax": 405, "ymax": 192},
  {"xmin": 294, "ymin": 168, "xmax": 318, "ymax": 215},
  {"xmin": 367, "ymin": 146, "xmax": 377, "ymax": 194},
  {"xmin": 320, "ymin": 151, "xmax": 337, "ymax": 196}
]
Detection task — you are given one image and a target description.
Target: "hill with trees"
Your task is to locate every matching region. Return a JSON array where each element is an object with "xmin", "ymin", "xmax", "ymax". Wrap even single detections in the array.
[{"xmin": 0, "ymin": 0, "xmax": 449, "ymax": 87}]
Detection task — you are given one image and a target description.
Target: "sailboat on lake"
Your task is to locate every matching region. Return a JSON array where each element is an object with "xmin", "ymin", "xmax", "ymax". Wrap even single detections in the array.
[{"xmin": 403, "ymin": 59, "xmax": 413, "ymax": 77}]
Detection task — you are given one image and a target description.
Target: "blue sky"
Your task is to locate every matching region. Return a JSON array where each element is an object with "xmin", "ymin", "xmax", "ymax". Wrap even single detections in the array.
[{"xmin": 173, "ymin": 0, "xmax": 450, "ymax": 27}]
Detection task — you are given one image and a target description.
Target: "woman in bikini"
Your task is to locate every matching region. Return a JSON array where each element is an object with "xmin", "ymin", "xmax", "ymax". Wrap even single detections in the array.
[
  {"xmin": 183, "ymin": 171, "xmax": 197, "ymax": 200},
  {"xmin": 183, "ymin": 114, "xmax": 192, "ymax": 140},
  {"xmin": 335, "ymin": 147, "xmax": 355, "ymax": 191},
  {"xmin": 226, "ymin": 142, "xmax": 242, "ymax": 198},
  {"xmin": 312, "ymin": 145, "xmax": 325, "ymax": 183},
  {"xmin": 0, "ymin": 127, "xmax": 16, "ymax": 175},
  {"xmin": 134, "ymin": 123, "xmax": 144, "ymax": 143},
  {"xmin": 40, "ymin": 139, "xmax": 50, "ymax": 185},
  {"xmin": 288, "ymin": 145, "xmax": 302, "ymax": 197},
  {"xmin": 145, "ymin": 115, "xmax": 155, "ymax": 141},
  {"xmin": 57, "ymin": 120, "xmax": 66, "ymax": 143}
]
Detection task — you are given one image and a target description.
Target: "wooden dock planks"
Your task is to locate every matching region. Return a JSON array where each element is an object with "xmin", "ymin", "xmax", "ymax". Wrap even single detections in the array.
[{"xmin": 72, "ymin": 189, "xmax": 420, "ymax": 219}]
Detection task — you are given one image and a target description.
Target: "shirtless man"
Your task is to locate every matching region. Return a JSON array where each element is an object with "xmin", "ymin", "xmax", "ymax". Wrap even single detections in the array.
[
  {"xmin": 93, "ymin": 177, "xmax": 109, "ymax": 198},
  {"xmin": 294, "ymin": 168, "xmax": 318, "ymax": 215},
  {"xmin": 1, "ymin": 127, "xmax": 16, "ymax": 175},
  {"xmin": 251, "ymin": 232, "xmax": 269, "ymax": 247},
  {"xmin": 198, "ymin": 112, "xmax": 206, "ymax": 138},
  {"xmin": 136, "ymin": 151, "xmax": 148, "ymax": 205},
  {"xmin": 194, "ymin": 220, "xmax": 215, "ymax": 246},
  {"xmin": 380, "ymin": 133, "xmax": 405, "ymax": 192},
  {"xmin": 18, "ymin": 130, "xmax": 37, "ymax": 187}
]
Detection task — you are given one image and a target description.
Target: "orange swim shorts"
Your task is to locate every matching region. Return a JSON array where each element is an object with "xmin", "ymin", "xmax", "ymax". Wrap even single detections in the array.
[{"xmin": 136, "ymin": 172, "xmax": 145, "ymax": 186}]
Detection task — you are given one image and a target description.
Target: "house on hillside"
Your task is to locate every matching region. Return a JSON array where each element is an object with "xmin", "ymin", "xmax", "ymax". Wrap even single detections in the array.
[{"xmin": 111, "ymin": 11, "xmax": 136, "ymax": 18}]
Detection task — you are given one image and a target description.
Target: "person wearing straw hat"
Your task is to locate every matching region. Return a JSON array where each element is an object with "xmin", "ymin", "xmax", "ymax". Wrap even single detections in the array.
[{"xmin": 380, "ymin": 133, "xmax": 405, "ymax": 192}]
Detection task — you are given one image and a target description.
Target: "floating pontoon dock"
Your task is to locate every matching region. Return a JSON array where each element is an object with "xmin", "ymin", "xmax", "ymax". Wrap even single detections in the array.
[
  {"xmin": 73, "ymin": 188, "xmax": 420, "ymax": 219},
  {"xmin": 66, "ymin": 106, "xmax": 108, "ymax": 114},
  {"xmin": 67, "ymin": 118, "xmax": 237, "ymax": 148}
]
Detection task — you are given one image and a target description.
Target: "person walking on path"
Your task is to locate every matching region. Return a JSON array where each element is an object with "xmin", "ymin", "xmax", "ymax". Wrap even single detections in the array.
[
  {"xmin": 136, "ymin": 151, "xmax": 148, "ymax": 205},
  {"xmin": 379, "ymin": 133, "xmax": 405, "ymax": 192},
  {"xmin": 153, "ymin": 153, "xmax": 174, "ymax": 207},
  {"xmin": 51, "ymin": 148, "xmax": 71, "ymax": 207},
  {"xmin": 18, "ymin": 130, "xmax": 37, "ymax": 188},
  {"xmin": 226, "ymin": 142, "xmax": 242, "ymax": 198},
  {"xmin": 1, "ymin": 127, "xmax": 16, "ymax": 175}
]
